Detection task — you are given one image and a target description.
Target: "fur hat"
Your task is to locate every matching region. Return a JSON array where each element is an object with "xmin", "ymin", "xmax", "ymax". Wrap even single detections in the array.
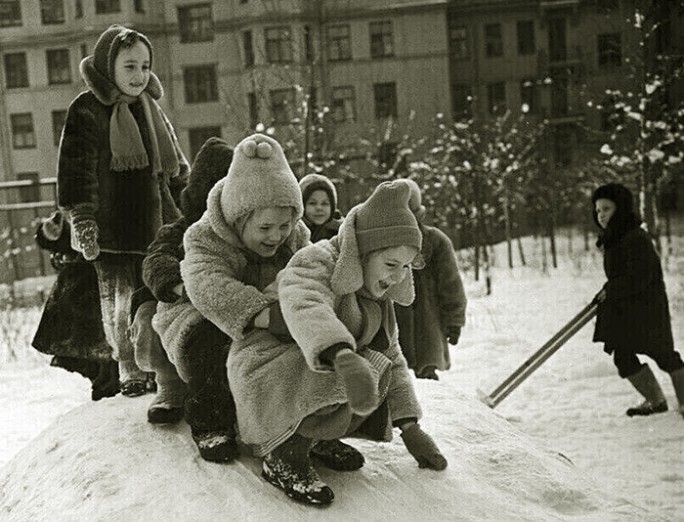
[
  {"xmin": 355, "ymin": 180, "xmax": 422, "ymax": 255},
  {"xmin": 181, "ymin": 137, "xmax": 234, "ymax": 223},
  {"xmin": 219, "ymin": 133, "xmax": 303, "ymax": 224},
  {"xmin": 299, "ymin": 173, "xmax": 338, "ymax": 211}
]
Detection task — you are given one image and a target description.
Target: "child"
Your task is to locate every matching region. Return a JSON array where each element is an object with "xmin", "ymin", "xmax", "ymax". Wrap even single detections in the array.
[
  {"xmin": 181, "ymin": 133, "xmax": 367, "ymax": 473},
  {"xmin": 299, "ymin": 173, "xmax": 343, "ymax": 242},
  {"xmin": 32, "ymin": 211, "xmax": 119, "ymax": 401},
  {"xmin": 394, "ymin": 179, "xmax": 467, "ymax": 380},
  {"xmin": 57, "ymin": 25, "xmax": 188, "ymax": 396},
  {"xmin": 217, "ymin": 180, "xmax": 448, "ymax": 505},
  {"xmin": 592, "ymin": 183, "xmax": 684, "ymax": 418},
  {"xmin": 138, "ymin": 137, "xmax": 237, "ymax": 462}
]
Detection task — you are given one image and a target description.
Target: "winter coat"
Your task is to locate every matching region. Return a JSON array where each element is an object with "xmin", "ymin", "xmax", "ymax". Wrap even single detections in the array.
[
  {"xmin": 395, "ymin": 224, "xmax": 467, "ymax": 372},
  {"xmin": 593, "ymin": 226, "xmax": 674, "ymax": 355},
  {"xmin": 57, "ymin": 91, "xmax": 188, "ymax": 255}
]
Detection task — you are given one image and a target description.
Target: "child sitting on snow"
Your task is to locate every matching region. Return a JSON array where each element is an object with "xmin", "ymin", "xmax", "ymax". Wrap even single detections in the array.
[{"xmin": 298, "ymin": 173, "xmax": 343, "ymax": 242}]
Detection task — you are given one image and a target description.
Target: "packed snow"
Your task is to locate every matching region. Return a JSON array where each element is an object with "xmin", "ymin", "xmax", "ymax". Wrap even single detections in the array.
[{"xmin": 1, "ymin": 229, "xmax": 682, "ymax": 521}]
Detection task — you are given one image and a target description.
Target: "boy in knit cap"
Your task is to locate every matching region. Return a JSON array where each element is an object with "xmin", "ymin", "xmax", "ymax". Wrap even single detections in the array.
[
  {"xmin": 181, "ymin": 134, "xmax": 365, "ymax": 468},
  {"xmin": 221, "ymin": 179, "xmax": 447, "ymax": 505},
  {"xmin": 299, "ymin": 173, "xmax": 344, "ymax": 242},
  {"xmin": 57, "ymin": 24, "xmax": 188, "ymax": 396},
  {"xmin": 394, "ymin": 178, "xmax": 467, "ymax": 380}
]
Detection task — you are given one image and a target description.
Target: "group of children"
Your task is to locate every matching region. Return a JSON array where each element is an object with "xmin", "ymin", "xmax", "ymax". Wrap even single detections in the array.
[{"xmin": 29, "ymin": 24, "xmax": 684, "ymax": 507}]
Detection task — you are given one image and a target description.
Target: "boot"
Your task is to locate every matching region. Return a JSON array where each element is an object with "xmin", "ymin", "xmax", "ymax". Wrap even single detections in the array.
[
  {"xmin": 669, "ymin": 367, "xmax": 684, "ymax": 419},
  {"xmin": 625, "ymin": 364, "xmax": 668, "ymax": 417},
  {"xmin": 262, "ymin": 433, "xmax": 334, "ymax": 505},
  {"xmin": 192, "ymin": 431, "xmax": 239, "ymax": 462},
  {"xmin": 310, "ymin": 439, "xmax": 364, "ymax": 471},
  {"xmin": 147, "ymin": 378, "xmax": 187, "ymax": 424}
]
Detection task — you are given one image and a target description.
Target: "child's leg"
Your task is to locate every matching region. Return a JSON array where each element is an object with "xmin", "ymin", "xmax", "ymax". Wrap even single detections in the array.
[
  {"xmin": 130, "ymin": 300, "xmax": 186, "ymax": 423},
  {"xmin": 650, "ymin": 349, "xmax": 684, "ymax": 419},
  {"xmin": 94, "ymin": 256, "xmax": 147, "ymax": 395},
  {"xmin": 614, "ymin": 350, "xmax": 668, "ymax": 416}
]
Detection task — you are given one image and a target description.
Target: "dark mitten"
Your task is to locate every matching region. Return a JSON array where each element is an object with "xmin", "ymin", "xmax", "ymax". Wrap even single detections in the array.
[
  {"xmin": 71, "ymin": 218, "xmax": 100, "ymax": 261},
  {"xmin": 334, "ymin": 349, "xmax": 379, "ymax": 416},
  {"xmin": 400, "ymin": 423, "xmax": 448, "ymax": 470},
  {"xmin": 446, "ymin": 326, "xmax": 461, "ymax": 345}
]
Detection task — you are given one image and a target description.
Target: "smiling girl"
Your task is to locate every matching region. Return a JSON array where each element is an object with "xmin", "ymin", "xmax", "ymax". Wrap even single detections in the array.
[{"xmin": 57, "ymin": 25, "xmax": 188, "ymax": 397}]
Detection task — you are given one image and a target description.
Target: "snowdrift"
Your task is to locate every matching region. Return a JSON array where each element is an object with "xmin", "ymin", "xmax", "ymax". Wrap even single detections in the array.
[{"xmin": 0, "ymin": 390, "xmax": 652, "ymax": 522}]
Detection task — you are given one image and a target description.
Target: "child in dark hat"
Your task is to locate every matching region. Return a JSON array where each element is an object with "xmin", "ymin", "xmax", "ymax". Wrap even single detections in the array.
[
  {"xmin": 299, "ymin": 173, "xmax": 343, "ymax": 242},
  {"xmin": 57, "ymin": 24, "xmax": 188, "ymax": 397},
  {"xmin": 592, "ymin": 182, "xmax": 684, "ymax": 419}
]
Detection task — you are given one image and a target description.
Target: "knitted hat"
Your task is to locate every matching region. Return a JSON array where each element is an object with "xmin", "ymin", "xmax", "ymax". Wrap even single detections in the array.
[
  {"xmin": 396, "ymin": 178, "xmax": 426, "ymax": 218},
  {"xmin": 355, "ymin": 180, "xmax": 422, "ymax": 255},
  {"xmin": 181, "ymin": 137, "xmax": 234, "ymax": 223},
  {"xmin": 299, "ymin": 173, "xmax": 337, "ymax": 211},
  {"xmin": 220, "ymin": 133, "xmax": 303, "ymax": 224}
]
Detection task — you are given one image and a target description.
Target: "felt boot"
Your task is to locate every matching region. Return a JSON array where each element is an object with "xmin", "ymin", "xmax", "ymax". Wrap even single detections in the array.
[
  {"xmin": 310, "ymin": 439, "xmax": 364, "ymax": 471},
  {"xmin": 147, "ymin": 377, "xmax": 187, "ymax": 424},
  {"xmin": 262, "ymin": 433, "xmax": 334, "ymax": 505},
  {"xmin": 669, "ymin": 367, "xmax": 684, "ymax": 419},
  {"xmin": 625, "ymin": 364, "xmax": 668, "ymax": 417},
  {"xmin": 192, "ymin": 431, "xmax": 239, "ymax": 462}
]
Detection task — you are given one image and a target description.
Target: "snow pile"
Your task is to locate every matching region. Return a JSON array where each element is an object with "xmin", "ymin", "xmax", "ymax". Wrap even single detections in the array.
[{"xmin": 0, "ymin": 389, "xmax": 651, "ymax": 521}]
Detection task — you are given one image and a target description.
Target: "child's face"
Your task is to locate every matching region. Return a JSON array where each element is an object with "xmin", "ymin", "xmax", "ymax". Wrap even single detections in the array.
[
  {"xmin": 113, "ymin": 41, "xmax": 150, "ymax": 97},
  {"xmin": 305, "ymin": 189, "xmax": 332, "ymax": 225},
  {"xmin": 362, "ymin": 245, "xmax": 419, "ymax": 299},
  {"xmin": 595, "ymin": 198, "xmax": 616, "ymax": 229},
  {"xmin": 241, "ymin": 207, "xmax": 294, "ymax": 258}
]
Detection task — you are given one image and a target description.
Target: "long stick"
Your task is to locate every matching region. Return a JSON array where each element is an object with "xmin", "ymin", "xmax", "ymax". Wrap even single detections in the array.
[{"xmin": 482, "ymin": 302, "xmax": 598, "ymax": 408}]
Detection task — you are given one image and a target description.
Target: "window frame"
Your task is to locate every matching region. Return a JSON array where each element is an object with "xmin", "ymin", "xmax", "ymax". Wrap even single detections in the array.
[
  {"xmin": 40, "ymin": 0, "xmax": 65, "ymax": 25},
  {"xmin": 178, "ymin": 3, "xmax": 215, "ymax": 43},
  {"xmin": 485, "ymin": 23, "xmax": 504, "ymax": 58},
  {"xmin": 270, "ymin": 88, "xmax": 296, "ymax": 125},
  {"xmin": 11, "ymin": 113, "xmax": 37, "ymax": 149},
  {"xmin": 0, "ymin": 0, "xmax": 22, "ymax": 27},
  {"xmin": 370, "ymin": 20, "xmax": 394, "ymax": 59},
  {"xmin": 516, "ymin": 20, "xmax": 535, "ymax": 55},
  {"xmin": 183, "ymin": 64, "xmax": 218, "ymax": 104},
  {"xmin": 265, "ymin": 26, "xmax": 293, "ymax": 63},
  {"xmin": 487, "ymin": 81, "xmax": 506, "ymax": 114},
  {"xmin": 46, "ymin": 48, "xmax": 72, "ymax": 85},
  {"xmin": 327, "ymin": 24, "xmax": 352, "ymax": 61},
  {"xmin": 373, "ymin": 82, "xmax": 398, "ymax": 119},
  {"xmin": 94, "ymin": 0, "xmax": 120, "ymax": 14},
  {"xmin": 4, "ymin": 52, "xmax": 29, "ymax": 89},
  {"xmin": 331, "ymin": 86, "xmax": 356, "ymax": 123},
  {"xmin": 449, "ymin": 26, "xmax": 469, "ymax": 60},
  {"xmin": 597, "ymin": 32, "xmax": 622, "ymax": 68},
  {"xmin": 242, "ymin": 30, "xmax": 255, "ymax": 67}
]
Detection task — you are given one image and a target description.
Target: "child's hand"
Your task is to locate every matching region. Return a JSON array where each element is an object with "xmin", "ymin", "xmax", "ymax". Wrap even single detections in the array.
[
  {"xmin": 71, "ymin": 219, "xmax": 100, "ymax": 261},
  {"xmin": 592, "ymin": 289, "xmax": 607, "ymax": 304},
  {"xmin": 400, "ymin": 423, "xmax": 448, "ymax": 470},
  {"xmin": 446, "ymin": 326, "xmax": 461, "ymax": 345},
  {"xmin": 334, "ymin": 349, "xmax": 379, "ymax": 415}
]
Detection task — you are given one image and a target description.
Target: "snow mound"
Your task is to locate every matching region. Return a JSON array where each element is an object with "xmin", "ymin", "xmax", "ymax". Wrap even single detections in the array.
[{"xmin": 0, "ymin": 392, "xmax": 652, "ymax": 521}]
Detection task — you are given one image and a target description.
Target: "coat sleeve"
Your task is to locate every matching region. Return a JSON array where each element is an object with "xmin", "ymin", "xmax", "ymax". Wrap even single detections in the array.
[
  {"xmin": 431, "ymin": 227, "xmax": 467, "ymax": 329},
  {"xmin": 57, "ymin": 95, "xmax": 101, "ymax": 218},
  {"xmin": 180, "ymin": 220, "xmax": 272, "ymax": 341},
  {"xmin": 142, "ymin": 218, "xmax": 186, "ymax": 303},
  {"xmin": 605, "ymin": 231, "xmax": 660, "ymax": 301},
  {"xmin": 277, "ymin": 245, "xmax": 357, "ymax": 371}
]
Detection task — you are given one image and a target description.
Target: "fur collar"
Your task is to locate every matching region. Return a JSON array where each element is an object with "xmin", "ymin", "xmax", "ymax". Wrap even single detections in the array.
[{"xmin": 79, "ymin": 56, "xmax": 163, "ymax": 106}]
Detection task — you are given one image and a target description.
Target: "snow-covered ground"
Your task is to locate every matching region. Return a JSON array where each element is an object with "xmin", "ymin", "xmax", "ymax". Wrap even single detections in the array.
[{"xmin": 1, "ymin": 228, "xmax": 682, "ymax": 520}]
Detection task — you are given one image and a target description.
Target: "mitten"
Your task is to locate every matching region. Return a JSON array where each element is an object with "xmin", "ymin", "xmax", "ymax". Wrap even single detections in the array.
[
  {"xmin": 334, "ymin": 349, "xmax": 379, "ymax": 416},
  {"xmin": 70, "ymin": 218, "xmax": 100, "ymax": 260},
  {"xmin": 446, "ymin": 326, "xmax": 461, "ymax": 345},
  {"xmin": 400, "ymin": 423, "xmax": 448, "ymax": 470}
]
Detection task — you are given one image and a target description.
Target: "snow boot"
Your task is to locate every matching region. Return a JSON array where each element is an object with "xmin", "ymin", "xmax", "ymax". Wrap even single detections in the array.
[
  {"xmin": 262, "ymin": 433, "xmax": 334, "ymax": 505},
  {"xmin": 310, "ymin": 439, "xmax": 364, "ymax": 471},
  {"xmin": 625, "ymin": 364, "xmax": 668, "ymax": 417},
  {"xmin": 192, "ymin": 431, "xmax": 239, "ymax": 463},
  {"xmin": 669, "ymin": 367, "xmax": 684, "ymax": 419},
  {"xmin": 147, "ymin": 378, "xmax": 187, "ymax": 424}
]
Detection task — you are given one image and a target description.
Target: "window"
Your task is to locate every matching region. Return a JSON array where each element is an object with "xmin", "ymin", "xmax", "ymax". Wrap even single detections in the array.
[
  {"xmin": 449, "ymin": 26, "xmax": 468, "ymax": 59},
  {"xmin": 17, "ymin": 172, "xmax": 40, "ymax": 203},
  {"xmin": 248, "ymin": 92, "xmax": 259, "ymax": 128},
  {"xmin": 327, "ymin": 24, "xmax": 351, "ymax": 61},
  {"xmin": 517, "ymin": 20, "xmax": 535, "ymax": 55},
  {"xmin": 485, "ymin": 23, "xmax": 503, "ymax": 57},
  {"xmin": 520, "ymin": 80, "xmax": 537, "ymax": 113},
  {"xmin": 270, "ymin": 88, "xmax": 295, "ymax": 125},
  {"xmin": 11, "ymin": 113, "xmax": 36, "ymax": 149},
  {"xmin": 75, "ymin": 0, "xmax": 82, "ymax": 18},
  {"xmin": 451, "ymin": 84, "xmax": 472, "ymax": 118},
  {"xmin": 243, "ymin": 31, "xmax": 254, "ymax": 67},
  {"xmin": 4, "ymin": 53, "xmax": 29, "ymax": 89},
  {"xmin": 52, "ymin": 110, "xmax": 67, "ymax": 146},
  {"xmin": 40, "ymin": 0, "xmax": 65, "ymax": 24},
  {"xmin": 265, "ymin": 27, "xmax": 293, "ymax": 63},
  {"xmin": 188, "ymin": 126, "xmax": 221, "ymax": 160},
  {"xmin": 46, "ymin": 49, "xmax": 71, "ymax": 85},
  {"xmin": 95, "ymin": 0, "xmax": 120, "ymax": 14},
  {"xmin": 370, "ymin": 21, "xmax": 393, "ymax": 58},
  {"xmin": 134, "ymin": 0, "xmax": 145, "ymax": 13},
  {"xmin": 304, "ymin": 25, "xmax": 314, "ymax": 63},
  {"xmin": 487, "ymin": 82, "xmax": 506, "ymax": 114},
  {"xmin": 183, "ymin": 65, "xmax": 218, "ymax": 103},
  {"xmin": 0, "ymin": 0, "xmax": 22, "ymax": 27},
  {"xmin": 374, "ymin": 82, "xmax": 397, "ymax": 119},
  {"xmin": 178, "ymin": 4, "xmax": 214, "ymax": 43},
  {"xmin": 331, "ymin": 86, "xmax": 356, "ymax": 123},
  {"xmin": 598, "ymin": 33, "xmax": 622, "ymax": 68},
  {"xmin": 80, "ymin": 43, "xmax": 88, "ymax": 59}
]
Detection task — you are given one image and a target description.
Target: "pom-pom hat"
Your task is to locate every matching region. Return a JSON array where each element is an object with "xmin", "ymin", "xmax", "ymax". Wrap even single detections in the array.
[{"xmin": 220, "ymin": 134, "xmax": 303, "ymax": 224}]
